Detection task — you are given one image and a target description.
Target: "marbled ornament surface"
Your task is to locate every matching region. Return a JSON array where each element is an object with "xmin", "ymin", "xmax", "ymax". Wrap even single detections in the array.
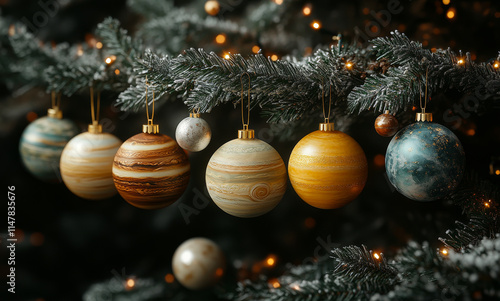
[
  {"xmin": 375, "ymin": 113, "xmax": 399, "ymax": 137},
  {"xmin": 112, "ymin": 133, "xmax": 190, "ymax": 209},
  {"xmin": 288, "ymin": 130, "xmax": 368, "ymax": 209},
  {"xmin": 385, "ymin": 122, "xmax": 465, "ymax": 201},
  {"xmin": 175, "ymin": 116, "xmax": 211, "ymax": 152},
  {"xmin": 172, "ymin": 237, "xmax": 225, "ymax": 290},
  {"xmin": 61, "ymin": 132, "xmax": 121, "ymax": 200},
  {"xmin": 19, "ymin": 116, "xmax": 79, "ymax": 182},
  {"xmin": 206, "ymin": 138, "xmax": 287, "ymax": 218}
]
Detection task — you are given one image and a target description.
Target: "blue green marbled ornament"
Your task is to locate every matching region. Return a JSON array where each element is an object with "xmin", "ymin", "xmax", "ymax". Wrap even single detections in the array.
[
  {"xmin": 385, "ymin": 121, "xmax": 465, "ymax": 201},
  {"xmin": 19, "ymin": 116, "xmax": 79, "ymax": 182}
]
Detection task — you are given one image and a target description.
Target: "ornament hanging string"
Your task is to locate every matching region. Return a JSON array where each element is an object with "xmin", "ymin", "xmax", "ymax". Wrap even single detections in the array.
[
  {"xmin": 240, "ymin": 73, "xmax": 251, "ymax": 130},
  {"xmin": 51, "ymin": 91, "xmax": 61, "ymax": 109},
  {"xmin": 89, "ymin": 86, "xmax": 100, "ymax": 124},
  {"xmin": 420, "ymin": 67, "xmax": 429, "ymax": 113},
  {"xmin": 145, "ymin": 78, "xmax": 155, "ymax": 126},
  {"xmin": 321, "ymin": 80, "xmax": 332, "ymax": 123}
]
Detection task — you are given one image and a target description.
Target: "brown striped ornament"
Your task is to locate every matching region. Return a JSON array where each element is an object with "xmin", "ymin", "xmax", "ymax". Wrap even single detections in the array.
[
  {"xmin": 288, "ymin": 124, "xmax": 368, "ymax": 209},
  {"xmin": 112, "ymin": 133, "xmax": 190, "ymax": 209},
  {"xmin": 374, "ymin": 111, "xmax": 399, "ymax": 137},
  {"xmin": 206, "ymin": 136, "xmax": 287, "ymax": 218},
  {"xmin": 60, "ymin": 132, "xmax": 121, "ymax": 200}
]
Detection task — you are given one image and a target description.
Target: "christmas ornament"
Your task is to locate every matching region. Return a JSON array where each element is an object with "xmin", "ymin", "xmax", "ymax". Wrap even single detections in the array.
[
  {"xmin": 113, "ymin": 85, "xmax": 190, "ymax": 209},
  {"xmin": 60, "ymin": 89, "xmax": 121, "ymax": 200},
  {"xmin": 19, "ymin": 92, "xmax": 79, "ymax": 182},
  {"xmin": 385, "ymin": 115, "xmax": 465, "ymax": 201},
  {"xmin": 206, "ymin": 74, "xmax": 287, "ymax": 218},
  {"xmin": 175, "ymin": 111, "xmax": 212, "ymax": 152},
  {"xmin": 172, "ymin": 237, "xmax": 225, "ymax": 290},
  {"xmin": 385, "ymin": 95, "xmax": 465, "ymax": 201},
  {"xmin": 288, "ymin": 85, "xmax": 368, "ymax": 209},
  {"xmin": 374, "ymin": 110, "xmax": 399, "ymax": 137},
  {"xmin": 204, "ymin": 0, "xmax": 220, "ymax": 16}
]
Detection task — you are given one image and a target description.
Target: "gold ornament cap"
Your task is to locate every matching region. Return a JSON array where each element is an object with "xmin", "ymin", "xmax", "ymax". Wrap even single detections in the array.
[
  {"xmin": 416, "ymin": 112, "xmax": 433, "ymax": 122},
  {"xmin": 143, "ymin": 123, "xmax": 159, "ymax": 134},
  {"xmin": 319, "ymin": 122, "xmax": 335, "ymax": 132},
  {"xmin": 238, "ymin": 125, "xmax": 255, "ymax": 139},
  {"xmin": 190, "ymin": 113, "xmax": 200, "ymax": 118},
  {"xmin": 47, "ymin": 106, "xmax": 63, "ymax": 119},
  {"xmin": 88, "ymin": 120, "xmax": 103, "ymax": 134}
]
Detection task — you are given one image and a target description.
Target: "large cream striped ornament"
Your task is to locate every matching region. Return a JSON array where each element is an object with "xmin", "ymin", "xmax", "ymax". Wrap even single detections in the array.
[
  {"xmin": 113, "ymin": 133, "xmax": 190, "ymax": 209},
  {"xmin": 206, "ymin": 130, "xmax": 287, "ymax": 218},
  {"xmin": 288, "ymin": 123, "xmax": 368, "ymax": 209},
  {"xmin": 61, "ymin": 132, "xmax": 121, "ymax": 200}
]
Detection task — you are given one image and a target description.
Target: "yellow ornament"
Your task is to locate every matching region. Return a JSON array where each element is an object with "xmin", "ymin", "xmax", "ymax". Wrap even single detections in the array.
[
  {"xmin": 204, "ymin": 0, "xmax": 220, "ymax": 16},
  {"xmin": 206, "ymin": 128, "xmax": 287, "ymax": 218},
  {"xmin": 288, "ymin": 122, "xmax": 368, "ymax": 209}
]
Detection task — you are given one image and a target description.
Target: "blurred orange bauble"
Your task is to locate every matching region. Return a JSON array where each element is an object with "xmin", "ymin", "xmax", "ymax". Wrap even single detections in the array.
[
  {"xmin": 204, "ymin": 0, "xmax": 220, "ymax": 16},
  {"xmin": 288, "ymin": 123, "xmax": 368, "ymax": 209}
]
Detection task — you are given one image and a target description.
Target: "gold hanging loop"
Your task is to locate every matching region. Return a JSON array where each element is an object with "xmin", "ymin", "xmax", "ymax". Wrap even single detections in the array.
[
  {"xmin": 88, "ymin": 86, "xmax": 103, "ymax": 133},
  {"xmin": 319, "ymin": 80, "xmax": 334, "ymax": 132},
  {"xmin": 48, "ymin": 91, "xmax": 63, "ymax": 119},
  {"xmin": 143, "ymin": 78, "xmax": 159, "ymax": 134},
  {"xmin": 238, "ymin": 72, "xmax": 254, "ymax": 139},
  {"xmin": 416, "ymin": 67, "xmax": 433, "ymax": 122}
]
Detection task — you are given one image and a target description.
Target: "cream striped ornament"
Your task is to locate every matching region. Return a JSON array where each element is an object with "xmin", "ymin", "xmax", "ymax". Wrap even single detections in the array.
[
  {"xmin": 206, "ymin": 137, "xmax": 287, "ymax": 218},
  {"xmin": 112, "ymin": 133, "xmax": 190, "ymax": 209},
  {"xmin": 60, "ymin": 132, "xmax": 121, "ymax": 200}
]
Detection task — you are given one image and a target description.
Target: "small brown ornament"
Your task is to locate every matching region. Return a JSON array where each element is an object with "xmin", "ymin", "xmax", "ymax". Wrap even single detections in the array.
[
  {"xmin": 204, "ymin": 0, "xmax": 220, "ymax": 16},
  {"xmin": 375, "ymin": 110, "xmax": 399, "ymax": 137}
]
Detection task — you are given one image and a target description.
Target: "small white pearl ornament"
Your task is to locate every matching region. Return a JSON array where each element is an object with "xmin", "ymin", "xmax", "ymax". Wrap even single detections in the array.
[{"xmin": 175, "ymin": 113, "xmax": 212, "ymax": 152}]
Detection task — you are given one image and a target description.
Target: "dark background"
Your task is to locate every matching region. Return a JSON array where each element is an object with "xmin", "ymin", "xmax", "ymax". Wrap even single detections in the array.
[{"xmin": 1, "ymin": 0, "xmax": 499, "ymax": 300}]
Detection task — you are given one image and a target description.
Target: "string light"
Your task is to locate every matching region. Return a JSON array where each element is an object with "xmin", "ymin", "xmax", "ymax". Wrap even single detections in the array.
[
  {"xmin": 441, "ymin": 249, "xmax": 448, "ymax": 256},
  {"xmin": 457, "ymin": 58, "xmax": 465, "ymax": 66},
  {"xmin": 266, "ymin": 255, "xmax": 277, "ymax": 267},
  {"xmin": 165, "ymin": 273, "xmax": 175, "ymax": 283},
  {"xmin": 8, "ymin": 24, "xmax": 15, "ymax": 36},
  {"xmin": 484, "ymin": 202, "xmax": 490, "ymax": 208},
  {"xmin": 125, "ymin": 278, "xmax": 135, "ymax": 289},
  {"xmin": 446, "ymin": 8, "xmax": 456, "ymax": 19},
  {"xmin": 95, "ymin": 42, "xmax": 103, "ymax": 49},
  {"xmin": 114, "ymin": 69, "xmax": 120, "ymax": 75},
  {"xmin": 495, "ymin": 170, "xmax": 500, "ymax": 175},
  {"xmin": 77, "ymin": 44, "xmax": 84, "ymax": 56},
  {"xmin": 223, "ymin": 53, "xmax": 231, "ymax": 60},
  {"xmin": 302, "ymin": 4, "xmax": 312, "ymax": 16},
  {"xmin": 271, "ymin": 54, "xmax": 278, "ymax": 61},
  {"xmin": 105, "ymin": 55, "xmax": 117, "ymax": 65},
  {"xmin": 373, "ymin": 253, "xmax": 380, "ymax": 260},
  {"xmin": 215, "ymin": 34, "xmax": 226, "ymax": 44},
  {"xmin": 442, "ymin": 0, "xmax": 450, "ymax": 5},
  {"xmin": 269, "ymin": 278, "xmax": 280, "ymax": 288},
  {"xmin": 311, "ymin": 20, "xmax": 321, "ymax": 30},
  {"xmin": 274, "ymin": 0, "xmax": 283, "ymax": 5},
  {"xmin": 216, "ymin": 268, "xmax": 224, "ymax": 277},
  {"xmin": 291, "ymin": 283, "xmax": 300, "ymax": 290},
  {"xmin": 493, "ymin": 61, "xmax": 500, "ymax": 69},
  {"xmin": 346, "ymin": 62, "xmax": 354, "ymax": 70},
  {"xmin": 252, "ymin": 45, "xmax": 260, "ymax": 54}
]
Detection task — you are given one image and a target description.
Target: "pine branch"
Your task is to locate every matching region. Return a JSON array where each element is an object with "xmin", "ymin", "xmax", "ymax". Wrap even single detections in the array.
[
  {"xmin": 348, "ymin": 31, "xmax": 500, "ymax": 114},
  {"xmin": 439, "ymin": 174, "xmax": 500, "ymax": 251},
  {"xmin": 331, "ymin": 245, "xmax": 400, "ymax": 293}
]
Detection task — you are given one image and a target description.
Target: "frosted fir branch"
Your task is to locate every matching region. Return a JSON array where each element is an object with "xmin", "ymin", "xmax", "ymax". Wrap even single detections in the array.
[
  {"xmin": 347, "ymin": 31, "xmax": 500, "ymax": 114},
  {"xmin": 83, "ymin": 277, "xmax": 165, "ymax": 301},
  {"xmin": 126, "ymin": 0, "xmax": 175, "ymax": 19},
  {"xmin": 331, "ymin": 245, "xmax": 400, "ymax": 293}
]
